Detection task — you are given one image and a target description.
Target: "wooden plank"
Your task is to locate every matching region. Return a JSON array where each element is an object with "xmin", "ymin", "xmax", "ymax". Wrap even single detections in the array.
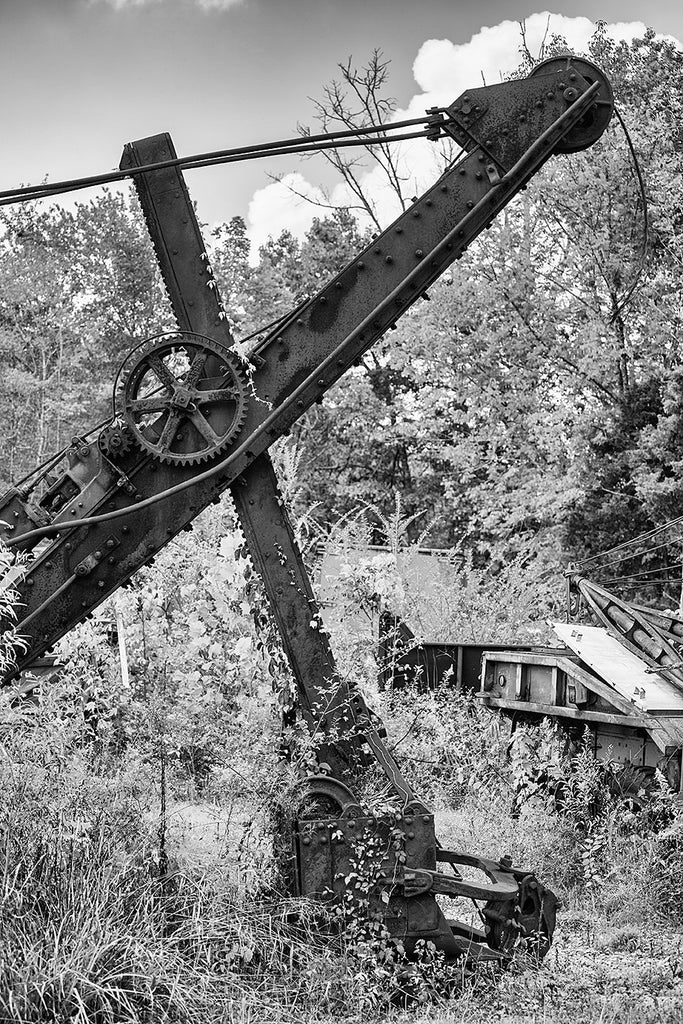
[
  {"xmin": 478, "ymin": 694, "xmax": 653, "ymax": 729},
  {"xmin": 482, "ymin": 650, "xmax": 566, "ymax": 668}
]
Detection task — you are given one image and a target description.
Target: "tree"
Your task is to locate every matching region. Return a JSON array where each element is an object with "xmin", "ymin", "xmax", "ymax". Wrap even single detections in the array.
[
  {"xmin": 0, "ymin": 190, "xmax": 171, "ymax": 486},
  {"xmin": 0, "ymin": 203, "xmax": 82, "ymax": 480},
  {"xmin": 297, "ymin": 50, "xmax": 409, "ymax": 231},
  {"xmin": 210, "ymin": 215, "xmax": 252, "ymax": 328}
]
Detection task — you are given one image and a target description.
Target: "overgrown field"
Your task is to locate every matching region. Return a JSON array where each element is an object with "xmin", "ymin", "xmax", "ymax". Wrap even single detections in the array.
[{"xmin": 1, "ymin": 505, "xmax": 682, "ymax": 1023}]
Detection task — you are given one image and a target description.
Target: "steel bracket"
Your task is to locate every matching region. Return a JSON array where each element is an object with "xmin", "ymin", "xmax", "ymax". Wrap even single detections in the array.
[{"xmin": 74, "ymin": 536, "xmax": 120, "ymax": 577}]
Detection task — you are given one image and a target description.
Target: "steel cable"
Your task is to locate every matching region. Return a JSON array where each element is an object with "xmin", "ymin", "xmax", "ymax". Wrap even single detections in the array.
[
  {"xmin": 0, "ymin": 118, "xmax": 442, "ymax": 208},
  {"xmin": 573, "ymin": 515, "xmax": 683, "ymax": 569},
  {"xmin": 581, "ymin": 531, "xmax": 683, "ymax": 575},
  {"xmin": 600, "ymin": 559, "xmax": 683, "ymax": 585}
]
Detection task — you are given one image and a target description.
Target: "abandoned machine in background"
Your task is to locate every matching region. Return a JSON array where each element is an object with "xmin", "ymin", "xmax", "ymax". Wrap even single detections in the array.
[
  {"xmin": 0, "ymin": 57, "xmax": 615, "ymax": 963},
  {"xmin": 377, "ymin": 560, "xmax": 683, "ymax": 798}
]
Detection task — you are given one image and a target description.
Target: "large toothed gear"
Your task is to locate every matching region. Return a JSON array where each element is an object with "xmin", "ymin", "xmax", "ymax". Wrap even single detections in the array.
[{"xmin": 119, "ymin": 333, "xmax": 249, "ymax": 466}]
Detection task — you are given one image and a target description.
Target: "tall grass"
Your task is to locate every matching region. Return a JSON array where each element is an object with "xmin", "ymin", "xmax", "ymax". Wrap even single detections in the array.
[{"xmin": 0, "ymin": 844, "xmax": 356, "ymax": 1023}]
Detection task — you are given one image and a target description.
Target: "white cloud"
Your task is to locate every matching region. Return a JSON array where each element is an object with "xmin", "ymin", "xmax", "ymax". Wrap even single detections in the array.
[
  {"xmin": 246, "ymin": 173, "xmax": 328, "ymax": 256},
  {"xmin": 92, "ymin": 0, "xmax": 163, "ymax": 9},
  {"xmin": 196, "ymin": 0, "xmax": 244, "ymax": 10},
  {"xmin": 245, "ymin": 12, "xmax": 679, "ymax": 253},
  {"xmin": 405, "ymin": 13, "xmax": 649, "ymax": 116}
]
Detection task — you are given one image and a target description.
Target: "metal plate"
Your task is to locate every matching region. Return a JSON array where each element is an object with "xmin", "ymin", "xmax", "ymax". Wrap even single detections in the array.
[{"xmin": 554, "ymin": 623, "xmax": 683, "ymax": 714}]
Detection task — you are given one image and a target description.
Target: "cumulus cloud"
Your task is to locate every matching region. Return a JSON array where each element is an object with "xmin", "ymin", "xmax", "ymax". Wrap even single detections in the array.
[
  {"xmin": 245, "ymin": 12, "xmax": 676, "ymax": 253},
  {"xmin": 405, "ymin": 13, "xmax": 649, "ymax": 116},
  {"xmin": 247, "ymin": 173, "xmax": 328, "ymax": 255}
]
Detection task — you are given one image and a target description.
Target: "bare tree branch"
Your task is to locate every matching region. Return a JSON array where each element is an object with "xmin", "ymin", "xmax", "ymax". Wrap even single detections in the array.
[{"xmin": 295, "ymin": 50, "xmax": 413, "ymax": 231}]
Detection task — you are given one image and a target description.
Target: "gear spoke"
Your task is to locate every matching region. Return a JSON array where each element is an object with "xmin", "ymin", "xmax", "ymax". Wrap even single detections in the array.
[
  {"xmin": 185, "ymin": 350, "xmax": 207, "ymax": 388},
  {"xmin": 155, "ymin": 410, "xmax": 181, "ymax": 452},
  {"xmin": 195, "ymin": 388, "xmax": 237, "ymax": 405},
  {"xmin": 128, "ymin": 396, "xmax": 170, "ymax": 415},
  {"xmin": 149, "ymin": 354, "xmax": 179, "ymax": 392},
  {"xmin": 189, "ymin": 410, "xmax": 221, "ymax": 445}
]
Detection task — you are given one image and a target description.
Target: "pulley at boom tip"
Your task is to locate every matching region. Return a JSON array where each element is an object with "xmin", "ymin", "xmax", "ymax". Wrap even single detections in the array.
[{"xmin": 530, "ymin": 56, "xmax": 614, "ymax": 153}]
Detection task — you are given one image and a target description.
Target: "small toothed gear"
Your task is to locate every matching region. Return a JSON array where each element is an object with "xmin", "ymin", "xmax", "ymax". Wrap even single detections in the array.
[
  {"xmin": 118, "ymin": 333, "xmax": 249, "ymax": 467},
  {"xmin": 98, "ymin": 423, "xmax": 134, "ymax": 460}
]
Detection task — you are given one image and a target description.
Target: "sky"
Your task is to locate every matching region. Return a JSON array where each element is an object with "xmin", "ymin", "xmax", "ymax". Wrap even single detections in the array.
[{"xmin": 2, "ymin": 0, "xmax": 682, "ymax": 256}]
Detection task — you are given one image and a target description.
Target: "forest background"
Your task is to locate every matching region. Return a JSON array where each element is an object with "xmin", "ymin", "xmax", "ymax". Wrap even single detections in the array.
[{"xmin": 2, "ymin": 25, "xmax": 683, "ymax": 1024}]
